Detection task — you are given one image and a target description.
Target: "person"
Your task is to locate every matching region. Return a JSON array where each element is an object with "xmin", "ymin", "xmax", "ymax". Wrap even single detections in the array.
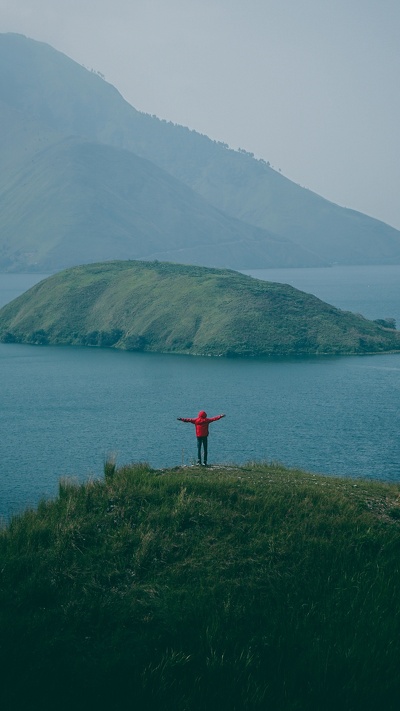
[{"xmin": 177, "ymin": 410, "xmax": 226, "ymax": 466}]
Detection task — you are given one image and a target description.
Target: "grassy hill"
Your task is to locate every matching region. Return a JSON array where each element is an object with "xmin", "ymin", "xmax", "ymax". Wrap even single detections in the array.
[
  {"xmin": 0, "ymin": 260, "xmax": 399, "ymax": 356},
  {"xmin": 1, "ymin": 461, "xmax": 400, "ymax": 710},
  {"xmin": 1, "ymin": 32, "xmax": 400, "ymax": 271}
]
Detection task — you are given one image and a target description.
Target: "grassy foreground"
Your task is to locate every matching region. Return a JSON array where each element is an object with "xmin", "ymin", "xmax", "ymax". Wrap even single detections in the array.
[{"xmin": 1, "ymin": 462, "xmax": 400, "ymax": 710}]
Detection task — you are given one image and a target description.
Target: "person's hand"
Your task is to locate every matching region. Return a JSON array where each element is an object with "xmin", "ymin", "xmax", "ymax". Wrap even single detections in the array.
[
  {"xmin": 221, "ymin": 414, "xmax": 226, "ymax": 418},
  {"xmin": 177, "ymin": 417, "xmax": 182, "ymax": 421}
]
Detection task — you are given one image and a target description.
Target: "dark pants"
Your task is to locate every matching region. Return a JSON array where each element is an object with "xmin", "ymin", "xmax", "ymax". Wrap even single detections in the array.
[{"xmin": 197, "ymin": 436, "xmax": 208, "ymax": 464}]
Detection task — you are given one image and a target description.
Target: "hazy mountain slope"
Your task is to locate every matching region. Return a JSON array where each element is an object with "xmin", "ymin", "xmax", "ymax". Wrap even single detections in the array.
[
  {"xmin": 0, "ymin": 35, "xmax": 321, "ymax": 272},
  {"xmin": 1, "ymin": 260, "xmax": 399, "ymax": 356},
  {"xmin": 0, "ymin": 120, "xmax": 316, "ymax": 271},
  {"xmin": 1, "ymin": 32, "xmax": 399, "ymax": 267},
  {"xmin": 167, "ymin": 148, "xmax": 400, "ymax": 265}
]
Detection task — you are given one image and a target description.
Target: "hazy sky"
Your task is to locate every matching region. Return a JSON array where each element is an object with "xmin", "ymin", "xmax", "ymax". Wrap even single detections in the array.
[{"xmin": 2, "ymin": 0, "xmax": 400, "ymax": 229}]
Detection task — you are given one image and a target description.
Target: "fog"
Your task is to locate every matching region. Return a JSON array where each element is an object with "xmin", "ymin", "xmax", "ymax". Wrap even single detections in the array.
[{"xmin": 2, "ymin": 0, "xmax": 400, "ymax": 228}]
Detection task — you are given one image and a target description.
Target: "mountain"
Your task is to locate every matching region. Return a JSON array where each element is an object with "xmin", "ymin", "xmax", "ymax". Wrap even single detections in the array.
[
  {"xmin": 0, "ymin": 124, "xmax": 312, "ymax": 271},
  {"xmin": 1, "ymin": 33, "xmax": 400, "ymax": 271},
  {"xmin": 1, "ymin": 260, "xmax": 399, "ymax": 356},
  {"xmin": 0, "ymin": 33, "xmax": 320, "ymax": 272}
]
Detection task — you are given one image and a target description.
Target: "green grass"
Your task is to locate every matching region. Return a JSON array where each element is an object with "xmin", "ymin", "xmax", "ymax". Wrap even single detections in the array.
[
  {"xmin": 1, "ymin": 461, "xmax": 400, "ymax": 710},
  {"xmin": 1, "ymin": 259, "xmax": 399, "ymax": 357}
]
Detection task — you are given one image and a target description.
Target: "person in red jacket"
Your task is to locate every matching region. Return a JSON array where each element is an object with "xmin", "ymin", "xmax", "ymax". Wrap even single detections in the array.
[{"xmin": 177, "ymin": 410, "xmax": 226, "ymax": 466}]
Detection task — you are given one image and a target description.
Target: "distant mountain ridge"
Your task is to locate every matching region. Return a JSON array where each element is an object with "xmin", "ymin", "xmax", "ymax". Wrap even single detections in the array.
[
  {"xmin": 1, "ymin": 32, "xmax": 400, "ymax": 272},
  {"xmin": 1, "ymin": 129, "xmax": 313, "ymax": 271}
]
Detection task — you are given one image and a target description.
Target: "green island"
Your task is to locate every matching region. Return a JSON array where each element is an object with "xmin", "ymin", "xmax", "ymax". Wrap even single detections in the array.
[
  {"xmin": 0, "ymin": 260, "xmax": 399, "ymax": 356},
  {"xmin": 1, "ymin": 461, "xmax": 400, "ymax": 710}
]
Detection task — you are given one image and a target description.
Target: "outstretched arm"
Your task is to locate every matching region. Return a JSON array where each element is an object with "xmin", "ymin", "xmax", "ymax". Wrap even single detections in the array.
[{"xmin": 177, "ymin": 417, "xmax": 196, "ymax": 423}]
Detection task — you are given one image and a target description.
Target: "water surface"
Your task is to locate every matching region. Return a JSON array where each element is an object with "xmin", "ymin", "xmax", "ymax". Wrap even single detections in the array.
[{"xmin": 1, "ymin": 266, "xmax": 399, "ymax": 519}]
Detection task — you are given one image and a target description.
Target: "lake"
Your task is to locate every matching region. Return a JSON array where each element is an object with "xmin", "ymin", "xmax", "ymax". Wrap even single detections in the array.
[{"xmin": 1, "ymin": 266, "xmax": 400, "ymax": 520}]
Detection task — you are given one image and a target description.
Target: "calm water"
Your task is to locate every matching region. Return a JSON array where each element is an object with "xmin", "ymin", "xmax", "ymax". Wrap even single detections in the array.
[{"xmin": 1, "ymin": 266, "xmax": 400, "ymax": 519}]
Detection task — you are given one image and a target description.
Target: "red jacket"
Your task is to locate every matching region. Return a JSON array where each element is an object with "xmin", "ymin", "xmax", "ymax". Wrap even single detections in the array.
[{"xmin": 178, "ymin": 411, "xmax": 225, "ymax": 437}]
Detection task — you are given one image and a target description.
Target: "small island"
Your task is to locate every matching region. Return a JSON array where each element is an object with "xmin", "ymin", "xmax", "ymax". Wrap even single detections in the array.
[{"xmin": 0, "ymin": 259, "xmax": 399, "ymax": 356}]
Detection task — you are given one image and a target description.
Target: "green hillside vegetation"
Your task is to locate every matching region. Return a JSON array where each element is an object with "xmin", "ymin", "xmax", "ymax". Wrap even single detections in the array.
[
  {"xmin": 0, "ymin": 260, "xmax": 399, "ymax": 357},
  {"xmin": 1, "ymin": 32, "xmax": 400, "ymax": 271},
  {"xmin": 1, "ymin": 461, "xmax": 400, "ymax": 710}
]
